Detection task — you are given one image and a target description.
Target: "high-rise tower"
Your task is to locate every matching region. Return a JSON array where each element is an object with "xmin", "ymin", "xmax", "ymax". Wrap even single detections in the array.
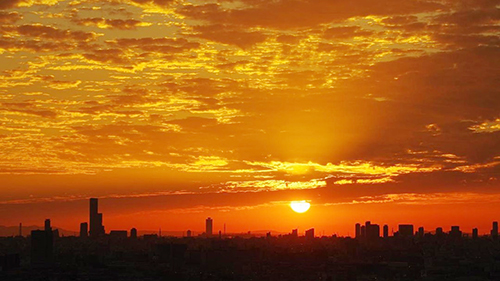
[
  {"xmin": 89, "ymin": 198, "xmax": 105, "ymax": 238},
  {"xmin": 492, "ymin": 221, "xmax": 498, "ymax": 238},
  {"xmin": 206, "ymin": 217, "xmax": 213, "ymax": 237}
]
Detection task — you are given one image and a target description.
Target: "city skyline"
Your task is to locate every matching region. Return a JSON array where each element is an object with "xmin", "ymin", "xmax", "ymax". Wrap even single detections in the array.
[
  {"xmin": 3, "ymin": 198, "xmax": 500, "ymax": 238},
  {"xmin": 1, "ymin": 0, "xmax": 500, "ymax": 237}
]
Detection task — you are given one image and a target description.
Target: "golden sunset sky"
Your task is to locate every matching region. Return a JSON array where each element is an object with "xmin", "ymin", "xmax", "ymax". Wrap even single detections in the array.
[{"xmin": 1, "ymin": 0, "xmax": 499, "ymax": 235}]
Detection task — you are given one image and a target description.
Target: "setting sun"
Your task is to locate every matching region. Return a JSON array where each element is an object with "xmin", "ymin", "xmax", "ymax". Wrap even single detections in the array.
[{"xmin": 290, "ymin": 201, "xmax": 311, "ymax": 213}]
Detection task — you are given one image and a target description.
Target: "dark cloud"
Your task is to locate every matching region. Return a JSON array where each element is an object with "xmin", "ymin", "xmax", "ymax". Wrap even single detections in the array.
[
  {"xmin": 83, "ymin": 48, "xmax": 130, "ymax": 64},
  {"xmin": 179, "ymin": 0, "xmax": 444, "ymax": 29},
  {"xmin": 108, "ymin": 37, "xmax": 199, "ymax": 54},
  {"xmin": 14, "ymin": 24, "xmax": 98, "ymax": 41},
  {"xmin": 0, "ymin": 102, "xmax": 57, "ymax": 118},
  {"xmin": 323, "ymin": 26, "xmax": 373, "ymax": 39},
  {"xmin": 191, "ymin": 24, "xmax": 267, "ymax": 48},
  {"xmin": 0, "ymin": 0, "xmax": 21, "ymax": 10},
  {"xmin": 0, "ymin": 37, "xmax": 74, "ymax": 52}
]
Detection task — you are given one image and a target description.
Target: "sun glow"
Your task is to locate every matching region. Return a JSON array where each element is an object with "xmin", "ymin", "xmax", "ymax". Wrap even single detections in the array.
[{"xmin": 290, "ymin": 200, "xmax": 311, "ymax": 213}]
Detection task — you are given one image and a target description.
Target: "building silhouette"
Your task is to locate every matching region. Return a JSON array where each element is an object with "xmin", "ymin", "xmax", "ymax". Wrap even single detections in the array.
[
  {"xmin": 109, "ymin": 230, "xmax": 127, "ymax": 240},
  {"xmin": 398, "ymin": 224, "xmax": 414, "ymax": 237},
  {"xmin": 291, "ymin": 229, "xmax": 298, "ymax": 237},
  {"xmin": 89, "ymin": 198, "xmax": 105, "ymax": 238},
  {"xmin": 492, "ymin": 221, "xmax": 498, "ymax": 238},
  {"xmin": 383, "ymin": 225, "xmax": 389, "ymax": 238},
  {"xmin": 206, "ymin": 217, "xmax": 213, "ymax": 237},
  {"xmin": 305, "ymin": 228, "xmax": 314, "ymax": 239},
  {"xmin": 366, "ymin": 223, "xmax": 380, "ymax": 241},
  {"xmin": 355, "ymin": 223, "xmax": 361, "ymax": 238},
  {"xmin": 436, "ymin": 227, "xmax": 443, "ymax": 235},
  {"xmin": 44, "ymin": 219, "xmax": 51, "ymax": 232},
  {"xmin": 450, "ymin": 226, "xmax": 462, "ymax": 238},
  {"xmin": 131, "ymin": 228, "xmax": 137, "ymax": 239},
  {"xmin": 79, "ymin": 222, "xmax": 88, "ymax": 238},
  {"xmin": 473, "ymin": 228, "xmax": 478, "ymax": 239},
  {"xmin": 418, "ymin": 227, "xmax": 424, "ymax": 238},
  {"xmin": 31, "ymin": 219, "xmax": 54, "ymax": 266}
]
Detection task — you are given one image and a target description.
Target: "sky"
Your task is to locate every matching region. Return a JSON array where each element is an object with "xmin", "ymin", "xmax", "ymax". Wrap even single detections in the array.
[{"xmin": 0, "ymin": 0, "xmax": 499, "ymax": 236}]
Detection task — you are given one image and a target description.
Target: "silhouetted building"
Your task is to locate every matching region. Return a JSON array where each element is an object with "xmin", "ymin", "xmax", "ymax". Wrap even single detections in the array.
[
  {"xmin": 355, "ymin": 223, "xmax": 361, "ymax": 238},
  {"xmin": 44, "ymin": 219, "xmax": 51, "ymax": 232},
  {"xmin": 472, "ymin": 228, "xmax": 478, "ymax": 239},
  {"xmin": 305, "ymin": 228, "xmax": 314, "ymax": 239},
  {"xmin": 492, "ymin": 221, "xmax": 498, "ymax": 239},
  {"xmin": 89, "ymin": 198, "xmax": 105, "ymax": 238},
  {"xmin": 31, "ymin": 221, "xmax": 54, "ymax": 266},
  {"xmin": 80, "ymin": 222, "xmax": 88, "ymax": 238},
  {"xmin": 366, "ymin": 224, "xmax": 380, "ymax": 241},
  {"xmin": 418, "ymin": 227, "xmax": 424, "ymax": 238},
  {"xmin": 110, "ymin": 230, "xmax": 127, "ymax": 240},
  {"xmin": 19, "ymin": 223, "xmax": 22, "ymax": 237},
  {"xmin": 360, "ymin": 225, "xmax": 366, "ymax": 237},
  {"xmin": 291, "ymin": 229, "xmax": 298, "ymax": 237},
  {"xmin": 436, "ymin": 227, "xmax": 443, "ymax": 236},
  {"xmin": 383, "ymin": 225, "xmax": 389, "ymax": 238},
  {"xmin": 206, "ymin": 217, "xmax": 213, "ymax": 237},
  {"xmin": 131, "ymin": 228, "xmax": 137, "ymax": 239},
  {"xmin": 450, "ymin": 226, "xmax": 462, "ymax": 238},
  {"xmin": 398, "ymin": 224, "xmax": 414, "ymax": 237}
]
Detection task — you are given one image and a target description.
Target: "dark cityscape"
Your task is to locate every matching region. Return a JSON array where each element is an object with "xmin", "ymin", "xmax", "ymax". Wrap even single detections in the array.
[
  {"xmin": 1, "ymin": 0, "xmax": 500, "ymax": 280},
  {"xmin": 1, "ymin": 198, "xmax": 500, "ymax": 280}
]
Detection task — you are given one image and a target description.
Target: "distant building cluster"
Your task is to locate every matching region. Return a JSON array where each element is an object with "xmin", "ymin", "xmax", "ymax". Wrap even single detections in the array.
[
  {"xmin": 354, "ymin": 220, "xmax": 498, "ymax": 241},
  {"xmin": 2, "ymin": 198, "xmax": 500, "ymax": 280}
]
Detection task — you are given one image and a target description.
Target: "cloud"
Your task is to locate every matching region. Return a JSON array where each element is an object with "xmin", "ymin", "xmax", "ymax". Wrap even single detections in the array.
[
  {"xmin": 0, "ymin": 102, "xmax": 58, "ymax": 118},
  {"xmin": 0, "ymin": 0, "xmax": 22, "ymax": 10},
  {"xmin": 14, "ymin": 24, "xmax": 99, "ymax": 41},
  {"xmin": 190, "ymin": 24, "xmax": 267, "ymax": 49},
  {"xmin": 0, "ymin": 11, "xmax": 21, "ymax": 23},
  {"xmin": 72, "ymin": 18, "xmax": 149, "ymax": 30},
  {"xmin": 178, "ymin": 0, "xmax": 444, "ymax": 29},
  {"xmin": 107, "ymin": 37, "xmax": 199, "ymax": 54}
]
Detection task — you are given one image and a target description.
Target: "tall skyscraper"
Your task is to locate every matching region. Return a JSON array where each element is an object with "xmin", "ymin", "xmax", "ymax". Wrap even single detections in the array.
[
  {"xmin": 355, "ymin": 223, "xmax": 361, "ymax": 238},
  {"xmin": 80, "ymin": 222, "xmax": 88, "ymax": 238},
  {"xmin": 383, "ymin": 225, "xmax": 389, "ymax": 238},
  {"xmin": 44, "ymin": 219, "xmax": 51, "ymax": 232},
  {"xmin": 89, "ymin": 198, "xmax": 105, "ymax": 238},
  {"xmin": 206, "ymin": 217, "xmax": 213, "ymax": 236},
  {"xmin": 492, "ymin": 221, "xmax": 498, "ymax": 238}
]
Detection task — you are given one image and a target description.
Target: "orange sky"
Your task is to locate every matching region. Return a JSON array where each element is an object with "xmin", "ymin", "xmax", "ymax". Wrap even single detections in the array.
[{"xmin": 0, "ymin": 0, "xmax": 499, "ymax": 236}]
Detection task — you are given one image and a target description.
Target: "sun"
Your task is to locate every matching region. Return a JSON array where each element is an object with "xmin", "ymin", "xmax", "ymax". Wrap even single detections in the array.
[{"xmin": 290, "ymin": 200, "xmax": 311, "ymax": 213}]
